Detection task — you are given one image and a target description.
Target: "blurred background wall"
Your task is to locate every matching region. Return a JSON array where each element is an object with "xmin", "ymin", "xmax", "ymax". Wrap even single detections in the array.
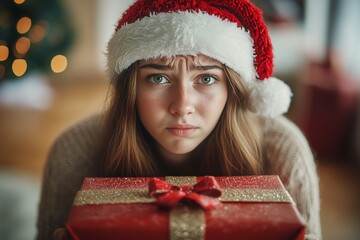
[{"xmin": 0, "ymin": 0, "xmax": 359, "ymax": 239}]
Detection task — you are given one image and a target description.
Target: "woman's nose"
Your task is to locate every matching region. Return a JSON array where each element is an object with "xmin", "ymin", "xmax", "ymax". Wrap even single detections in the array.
[{"xmin": 169, "ymin": 85, "xmax": 195, "ymax": 117}]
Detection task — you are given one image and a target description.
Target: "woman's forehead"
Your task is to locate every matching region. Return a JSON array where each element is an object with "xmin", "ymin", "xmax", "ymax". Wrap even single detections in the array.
[{"xmin": 139, "ymin": 55, "xmax": 223, "ymax": 67}]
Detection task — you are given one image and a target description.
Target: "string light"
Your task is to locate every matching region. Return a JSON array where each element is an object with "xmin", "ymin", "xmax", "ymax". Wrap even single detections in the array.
[
  {"xmin": 15, "ymin": 37, "xmax": 31, "ymax": 55},
  {"xmin": 29, "ymin": 22, "xmax": 47, "ymax": 43},
  {"xmin": 0, "ymin": 45, "xmax": 9, "ymax": 61},
  {"xmin": 16, "ymin": 17, "xmax": 32, "ymax": 34},
  {"xmin": 12, "ymin": 59, "xmax": 27, "ymax": 77},
  {"xmin": 51, "ymin": 55, "xmax": 68, "ymax": 73},
  {"xmin": 14, "ymin": 0, "xmax": 26, "ymax": 4},
  {"xmin": 4, "ymin": 0, "xmax": 72, "ymax": 79}
]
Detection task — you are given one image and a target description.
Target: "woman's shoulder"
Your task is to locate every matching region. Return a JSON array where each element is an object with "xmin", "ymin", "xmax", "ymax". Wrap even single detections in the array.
[
  {"xmin": 60, "ymin": 113, "xmax": 103, "ymax": 138},
  {"xmin": 259, "ymin": 115, "xmax": 301, "ymax": 134},
  {"xmin": 45, "ymin": 113, "xmax": 104, "ymax": 176},
  {"xmin": 53, "ymin": 113, "xmax": 104, "ymax": 149},
  {"xmin": 259, "ymin": 115, "xmax": 309, "ymax": 146},
  {"xmin": 259, "ymin": 115, "xmax": 314, "ymax": 164}
]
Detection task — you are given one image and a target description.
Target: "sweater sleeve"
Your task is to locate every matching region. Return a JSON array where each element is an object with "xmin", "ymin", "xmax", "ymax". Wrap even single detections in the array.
[
  {"xmin": 262, "ymin": 116, "xmax": 322, "ymax": 240},
  {"xmin": 36, "ymin": 114, "xmax": 103, "ymax": 240}
]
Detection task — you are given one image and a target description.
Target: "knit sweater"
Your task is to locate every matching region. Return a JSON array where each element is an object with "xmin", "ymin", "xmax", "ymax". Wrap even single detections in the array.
[{"xmin": 36, "ymin": 114, "xmax": 321, "ymax": 239}]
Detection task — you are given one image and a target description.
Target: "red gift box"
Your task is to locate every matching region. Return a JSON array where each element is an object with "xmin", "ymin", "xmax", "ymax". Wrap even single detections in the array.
[{"xmin": 66, "ymin": 176, "xmax": 305, "ymax": 240}]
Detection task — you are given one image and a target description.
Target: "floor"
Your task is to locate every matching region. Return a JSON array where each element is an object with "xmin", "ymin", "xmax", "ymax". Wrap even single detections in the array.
[{"xmin": 0, "ymin": 73, "xmax": 359, "ymax": 240}]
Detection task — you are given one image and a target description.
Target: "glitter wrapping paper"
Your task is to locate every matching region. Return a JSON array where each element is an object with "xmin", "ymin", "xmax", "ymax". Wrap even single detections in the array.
[{"xmin": 66, "ymin": 176, "xmax": 305, "ymax": 240}]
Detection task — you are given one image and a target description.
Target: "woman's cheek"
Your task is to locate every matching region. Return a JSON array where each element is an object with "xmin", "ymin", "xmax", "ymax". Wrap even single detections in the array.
[{"xmin": 137, "ymin": 94, "xmax": 164, "ymax": 119}]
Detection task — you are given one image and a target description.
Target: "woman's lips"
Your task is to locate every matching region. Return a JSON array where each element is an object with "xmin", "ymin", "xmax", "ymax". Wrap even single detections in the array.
[{"xmin": 166, "ymin": 125, "xmax": 198, "ymax": 137}]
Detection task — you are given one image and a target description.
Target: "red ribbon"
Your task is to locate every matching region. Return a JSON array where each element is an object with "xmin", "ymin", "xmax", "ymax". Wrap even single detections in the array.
[{"xmin": 148, "ymin": 176, "xmax": 222, "ymax": 210}]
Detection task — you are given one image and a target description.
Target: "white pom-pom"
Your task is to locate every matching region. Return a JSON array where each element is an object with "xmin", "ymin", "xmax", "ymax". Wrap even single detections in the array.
[{"xmin": 248, "ymin": 77, "xmax": 293, "ymax": 117}]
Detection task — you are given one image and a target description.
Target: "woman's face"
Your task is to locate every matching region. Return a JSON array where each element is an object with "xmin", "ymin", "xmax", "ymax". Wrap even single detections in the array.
[{"xmin": 136, "ymin": 55, "xmax": 228, "ymax": 164}]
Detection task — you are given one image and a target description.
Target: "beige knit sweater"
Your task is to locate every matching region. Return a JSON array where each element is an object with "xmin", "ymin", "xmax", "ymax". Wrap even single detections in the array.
[{"xmin": 36, "ymin": 114, "xmax": 321, "ymax": 239}]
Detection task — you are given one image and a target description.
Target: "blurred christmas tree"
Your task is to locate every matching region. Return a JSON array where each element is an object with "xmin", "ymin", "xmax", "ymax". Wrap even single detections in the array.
[{"xmin": 0, "ymin": 0, "xmax": 74, "ymax": 81}]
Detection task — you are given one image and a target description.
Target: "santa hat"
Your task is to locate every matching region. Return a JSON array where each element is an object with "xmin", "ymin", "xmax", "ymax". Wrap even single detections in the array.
[{"xmin": 107, "ymin": 0, "xmax": 292, "ymax": 117}]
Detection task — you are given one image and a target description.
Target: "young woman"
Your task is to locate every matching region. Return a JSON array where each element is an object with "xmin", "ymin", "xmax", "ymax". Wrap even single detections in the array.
[{"xmin": 37, "ymin": 0, "xmax": 321, "ymax": 239}]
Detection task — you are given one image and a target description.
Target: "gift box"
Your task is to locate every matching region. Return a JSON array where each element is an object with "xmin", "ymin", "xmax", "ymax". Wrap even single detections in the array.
[{"xmin": 66, "ymin": 176, "xmax": 306, "ymax": 240}]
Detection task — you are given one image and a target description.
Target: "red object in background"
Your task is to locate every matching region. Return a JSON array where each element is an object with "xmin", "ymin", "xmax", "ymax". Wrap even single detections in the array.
[
  {"xmin": 299, "ymin": 55, "xmax": 359, "ymax": 158},
  {"xmin": 66, "ymin": 176, "xmax": 305, "ymax": 240}
]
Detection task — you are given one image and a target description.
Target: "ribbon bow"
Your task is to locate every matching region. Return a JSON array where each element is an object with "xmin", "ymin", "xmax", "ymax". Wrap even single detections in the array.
[{"xmin": 148, "ymin": 176, "xmax": 222, "ymax": 210}]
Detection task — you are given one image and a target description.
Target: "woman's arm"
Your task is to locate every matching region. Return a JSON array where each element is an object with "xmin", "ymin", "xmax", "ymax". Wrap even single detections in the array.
[
  {"xmin": 36, "ymin": 115, "xmax": 102, "ymax": 239},
  {"xmin": 262, "ymin": 116, "xmax": 322, "ymax": 240}
]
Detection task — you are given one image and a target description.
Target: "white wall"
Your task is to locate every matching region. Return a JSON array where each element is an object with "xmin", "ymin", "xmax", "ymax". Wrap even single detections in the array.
[
  {"xmin": 59, "ymin": 0, "xmax": 135, "ymax": 77},
  {"xmin": 62, "ymin": 0, "xmax": 99, "ymax": 77},
  {"xmin": 269, "ymin": 25, "xmax": 304, "ymax": 76},
  {"xmin": 304, "ymin": 0, "xmax": 330, "ymax": 63},
  {"xmin": 96, "ymin": 0, "xmax": 135, "ymax": 71},
  {"xmin": 333, "ymin": 0, "xmax": 360, "ymax": 79}
]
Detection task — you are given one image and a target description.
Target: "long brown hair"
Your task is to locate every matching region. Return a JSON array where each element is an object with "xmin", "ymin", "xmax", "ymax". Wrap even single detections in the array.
[
  {"xmin": 101, "ymin": 63, "xmax": 264, "ymax": 177},
  {"xmin": 200, "ymin": 67, "xmax": 264, "ymax": 175}
]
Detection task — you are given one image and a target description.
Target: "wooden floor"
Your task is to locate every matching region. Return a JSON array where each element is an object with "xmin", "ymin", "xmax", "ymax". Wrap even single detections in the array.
[{"xmin": 0, "ymin": 73, "xmax": 359, "ymax": 239}]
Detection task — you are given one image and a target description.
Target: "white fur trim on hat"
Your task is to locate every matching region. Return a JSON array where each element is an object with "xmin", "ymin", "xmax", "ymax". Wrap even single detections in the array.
[
  {"xmin": 248, "ymin": 77, "xmax": 293, "ymax": 117},
  {"xmin": 107, "ymin": 11, "xmax": 256, "ymax": 83}
]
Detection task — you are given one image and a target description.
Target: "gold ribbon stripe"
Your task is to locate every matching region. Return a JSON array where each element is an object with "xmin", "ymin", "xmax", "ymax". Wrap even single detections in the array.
[
  {"xmin": 73, "ymin": 188, "xmax": 292, "ymax": 205},
  {"xmin": 73, "ymin": 188, "xmax": 153, "ymax": 205},
  {"xmin": 165, "ymin": 176, "xmax": 197, "ymax": 186},
  {"xmin": 221, "ymin": 188, "xmax": 292, "ymax": 202},
  {"xmin": 170, "ymin": 206, "xmax": 205, "ymax": 240}
]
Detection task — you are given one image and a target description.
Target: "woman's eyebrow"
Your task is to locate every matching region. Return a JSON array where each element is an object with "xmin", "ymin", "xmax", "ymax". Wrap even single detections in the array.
[
  {"xmin": 139, "ymin": 63, "xmax": 223, "ymax": 71},
  {"xmin": 191, "ymin": 65, "xmax": 223, "ymax": 71},
  {"xmin": 139, "ymin": 64, "xmax": 172, "ymax": 70}
]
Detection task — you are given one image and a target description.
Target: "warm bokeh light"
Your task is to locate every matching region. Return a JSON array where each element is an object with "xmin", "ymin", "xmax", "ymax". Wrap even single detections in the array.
[
  {"xmin": 15, "ymin": 37, "xmax": 31, "ymax": 55},
  {"xmin": 0, "ymin": 64, "xmax": 5, "ymax": 79},
  {"xmin": 14, "ymin": 0, "xmax": 26, "ymax": 4},
  {"xmin": 51, "ymin": 55, "xmax": 68, "ymax": 73},
  {"xmin": 17, "ymin": 17, "xmax": 32, "ymax": 34},
  {"xmin": 12, "ymin": 59, "xmax": 27, "ymax": 77},
  {"xmin": 29, "ymin": 23, "xmax": 47, "ymax": 43},
  {"xmin": 0, "ymin": 45, "xmax": 9, "ymax": 61}
]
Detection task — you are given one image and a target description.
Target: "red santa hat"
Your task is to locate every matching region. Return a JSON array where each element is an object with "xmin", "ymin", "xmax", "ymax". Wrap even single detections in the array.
[{"xmin": 107, "ymin": 0, "xmax": 292, "ymax": 117}]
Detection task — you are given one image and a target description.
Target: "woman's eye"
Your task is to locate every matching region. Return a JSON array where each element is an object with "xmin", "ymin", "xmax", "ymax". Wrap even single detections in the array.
[
  {"xmin": 149, "ymin": 75, "xmax": 168, "ymax": 84},
  {"xmin": 198, "ymin": 75, "xmax": 216, "ymax": 85}
]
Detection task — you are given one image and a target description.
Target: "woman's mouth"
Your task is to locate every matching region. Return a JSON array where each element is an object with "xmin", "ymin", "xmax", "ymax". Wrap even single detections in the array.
[{"xmin": 166, "ymin": 125, "xmax": 198, "ymax": 137}]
